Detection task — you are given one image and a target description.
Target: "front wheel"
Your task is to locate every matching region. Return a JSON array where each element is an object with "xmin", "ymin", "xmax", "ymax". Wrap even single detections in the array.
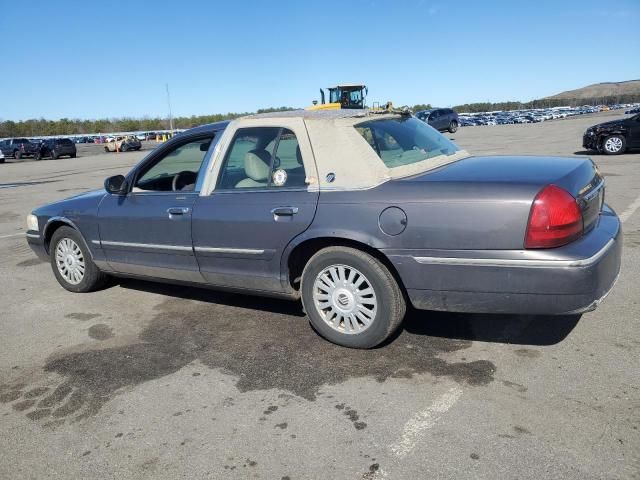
[
  {"xmin": 49, "ymin": 226, "xmax": 108, "ymax": 292},
  {"xmin": 601, "ymin": 135, "xmax": 626, "ymax": 155},
  {"xmin": 301, "ymin": 247, "xmax": 406, "ymax": 348},
  {"xmin": 14, "ymin": 150, "xmax": 21, "ymax": 159},
  {"xmin": 448, "ymin": 120, "xmax": 458, "ymax": 133}
]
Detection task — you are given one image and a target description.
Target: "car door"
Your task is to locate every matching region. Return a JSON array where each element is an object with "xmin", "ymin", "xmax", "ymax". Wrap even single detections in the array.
[
  {"xmin": 192, "ymin": 124, "xmax": 319, "ymax": 293},
  {"xmin": 97, "ymin": 133, "xmax": 216, "ymax": 282},
  {"xmin": 629, "ymin": 115, "xmax": 640, "ymax": 148},
  {"xmin": 428, "ymin": 110, "xmax": 441, "ymax": 130}
]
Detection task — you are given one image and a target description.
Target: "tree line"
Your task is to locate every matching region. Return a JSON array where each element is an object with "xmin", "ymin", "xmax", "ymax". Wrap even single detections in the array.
[{"xmin": 1, "ymin": 93, "xmax": 639, "ymax": 137}]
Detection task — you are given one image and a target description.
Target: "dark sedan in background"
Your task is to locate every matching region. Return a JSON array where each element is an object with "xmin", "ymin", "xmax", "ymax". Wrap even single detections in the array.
[
  {"xmin": 583, "ymin": 113, "xmax": 640, "ymax": 154},
  {"xmin": 415, "ymin": 108, "xmax": 459, "ymax": 133},
  {"xmin": 25, "ymin": 109, "xmax": 621, "ymax": 349},
  {"xmin": 34, "ymin": 138, "xmax": 77, "ymax": 160}
]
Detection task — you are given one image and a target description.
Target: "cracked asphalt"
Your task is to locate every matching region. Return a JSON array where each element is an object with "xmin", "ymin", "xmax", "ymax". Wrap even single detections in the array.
[{"xmin": 1, "ymin": 111, "xmax": 638, "ymax": 479}]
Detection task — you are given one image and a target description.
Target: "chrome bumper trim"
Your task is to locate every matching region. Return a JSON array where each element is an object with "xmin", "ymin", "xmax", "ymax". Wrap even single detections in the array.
[{"xmin": 413, "ymin": 239, "xmax": 615, "ymax": 268}]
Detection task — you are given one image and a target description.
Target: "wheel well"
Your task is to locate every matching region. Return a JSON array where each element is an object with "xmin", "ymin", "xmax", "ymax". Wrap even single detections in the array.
[
  {"xmin": 43, "ymin": 220, "xmax": 71, "ymax": 253},
  {"xmin": 286, "ymin": 237, "xmax": 406, "ymax": 294}
]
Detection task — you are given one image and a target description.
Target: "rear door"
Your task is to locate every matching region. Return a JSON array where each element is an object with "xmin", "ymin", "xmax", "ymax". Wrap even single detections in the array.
[
  {"xmin": 427, "ymin": 110, "xmax": 440, "ymax": 129},
  {"xmin": 192, "ymin": 123, "xmax": 319, "ymax": 292}
]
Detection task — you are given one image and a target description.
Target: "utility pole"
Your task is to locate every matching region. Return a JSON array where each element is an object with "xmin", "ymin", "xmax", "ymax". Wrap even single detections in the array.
[{"xmin": 166, "ymin": 83, "xmax": 174, "ymax": 132}]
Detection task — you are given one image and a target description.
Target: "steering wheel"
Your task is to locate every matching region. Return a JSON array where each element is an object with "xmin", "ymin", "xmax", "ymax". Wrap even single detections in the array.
[{"xmin": 172, "ymin": 171, "xmax": 198, "ymax": 191}]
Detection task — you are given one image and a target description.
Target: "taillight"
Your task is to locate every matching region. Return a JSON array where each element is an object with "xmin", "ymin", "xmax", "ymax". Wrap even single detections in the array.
[{"xmin": 525, "ymin": 184, "xmax": 583, "ymax": 249}]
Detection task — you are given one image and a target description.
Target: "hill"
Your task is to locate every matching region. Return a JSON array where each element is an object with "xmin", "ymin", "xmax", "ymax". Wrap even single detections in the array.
[{"xmin": 545, "ymin": 80, "xmax": 640, "ymax": 100}]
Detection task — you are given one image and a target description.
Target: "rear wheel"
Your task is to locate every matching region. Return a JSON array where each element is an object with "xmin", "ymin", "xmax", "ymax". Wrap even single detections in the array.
[
  {"xmin": 14, "ymin": 150, "xmax": 21, "ymax": 159},
  {"xmin": 49, "ymin": 226, "xmax": 108, "ymax": 292},
  {"xmin": 301, "ymin": 247, "xmax": 406, "ymax": 348},
  {"xmin": 51, "ymin": 149, "xmax": 59, "ymax": 159},
  {"xmin": 448, "ymin": 120, "xmax": 458, "ymax": 133},
  {"xmin": 601, "ymin": 135, "xmax": 626, "ymax": 155}
]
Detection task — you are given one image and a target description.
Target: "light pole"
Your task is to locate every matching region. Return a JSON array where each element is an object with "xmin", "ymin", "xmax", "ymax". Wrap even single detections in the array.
[{"xmin": 166, "ymin": 83, "xmax": 174, "ymax": 132}]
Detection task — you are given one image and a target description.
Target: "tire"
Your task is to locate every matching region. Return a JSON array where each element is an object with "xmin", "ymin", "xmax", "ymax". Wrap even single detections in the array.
[
  {"xmin": 448, "ymin": 120, "xmax": 458, "ymax": 133},
  {"xmin": 14, "ymin": 150, "xmax": 21, "ymax": 159},
  {"xmin": 301, "ymin": 246, "xmax": 406, "ymax": 348},
  {"xmin": 49, "ymin": 226, "xmax": 108, "ymax": 293},
  {"xmin": 34, "ymin": 151, "xmax": 42, "ymax": 161},
  {"xmin": 104, "ymin": 146, "xmax": 110, "ymax": 152},
  {"xmin": 601, "ymin": 135, "xmax": 626, "ymax": 155},
  {"xmin": 51, "ymin": 150, "xmax": 59, "ymax": 160},
  {"xmin": 121, "ymin": 144, "xmax": 128, "ymax": 152},
  {"xmin": 70, "ymin": 153, "xmax": 76, "ymax": 158},
  {"xmin": 0, "ymin": 158, "xmax": 4, "ymax": 164}
]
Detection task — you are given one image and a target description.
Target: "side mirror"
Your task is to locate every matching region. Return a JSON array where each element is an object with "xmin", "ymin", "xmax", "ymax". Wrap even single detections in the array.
[{"xmin": 104, "ymin": 175, "xmax": 127, "ymax": 195}]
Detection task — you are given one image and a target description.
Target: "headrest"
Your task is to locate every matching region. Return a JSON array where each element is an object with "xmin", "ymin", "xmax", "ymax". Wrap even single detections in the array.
[{"xmin": 244, "ymin": 150, "xmax": 271, "ymax": 181}]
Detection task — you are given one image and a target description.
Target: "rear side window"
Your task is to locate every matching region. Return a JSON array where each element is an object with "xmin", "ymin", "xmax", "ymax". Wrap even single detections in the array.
[
  {"xmin": 217, "ymin": 127, "xmax": 306, "ymax": 190},
  {"xmin": 355, "ymin": 117, "xmax": 460, "ymax": 168}
]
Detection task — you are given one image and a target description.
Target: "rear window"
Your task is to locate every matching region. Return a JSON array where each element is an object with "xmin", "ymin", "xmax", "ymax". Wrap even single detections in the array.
[
  {"xmin": 57, "ymin": 139, "xmax": 73, "ymax": 146},
  {"xmin": 355, "ymin": 117, "xmax": 460, "ymax": 168}
]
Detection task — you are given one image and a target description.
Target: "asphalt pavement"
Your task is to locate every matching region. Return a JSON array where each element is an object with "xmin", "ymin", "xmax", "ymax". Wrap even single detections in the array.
[{"xmin": 0, "ymin": 111, "xmax": 638, "ymax": 479}]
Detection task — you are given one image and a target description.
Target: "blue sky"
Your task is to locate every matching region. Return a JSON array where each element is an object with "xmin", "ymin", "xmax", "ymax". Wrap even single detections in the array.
[{"xmin": 1, "ymin": 0, "xmax": 639, "ymax": 120}]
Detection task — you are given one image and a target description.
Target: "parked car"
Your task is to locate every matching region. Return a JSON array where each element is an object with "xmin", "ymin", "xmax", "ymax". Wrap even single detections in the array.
[
  {"xmin": 25, "ymin": 109, "xmax": 621, "ymax": 348},
  {"xmin": 415, "ymin": 108, "xmax": 459, "ymax": 133},
  {"xmin": 0, "ymin": 138, "xmax": 37, "ymax": 159},
  {"xmin": 0, "ymin": 150, "xmax": 4, "ymax": 164},
  {"xmin": 34, "ymin": 138, "xmax": 77, "ymax": 160},
  {"xmin": 104, "ymin": 136, "xmax": 142, "ymax": 152},
  {"xmin": 583, "ymin": 113, "xmax": 640, "ymax": 155}
]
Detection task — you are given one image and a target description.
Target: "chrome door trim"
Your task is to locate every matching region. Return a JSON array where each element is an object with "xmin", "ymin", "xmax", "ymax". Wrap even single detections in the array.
[
  {"xmin": 194, "ymin": 246, "xmax": 264, "ymax": 255},
  {"xmin": 413, "ymin": 239, "xmax": 615, "ymax": 268},
  {"xmin": 100, "ymin": 240, "xmax": 193, "ymax": 252}
]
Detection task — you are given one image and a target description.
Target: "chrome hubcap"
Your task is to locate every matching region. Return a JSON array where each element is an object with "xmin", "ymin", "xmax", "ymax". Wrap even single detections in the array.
[
  {"xmin": 312, "ymin": 264, "xmax": 377, "ymax": 334},
  {"xmin": 55, "ymin": 238, "xmax": 85, "ymax": 285},
  {"xmin": 605, "ymin": 137, "xmax": 622, "ymax": 152}
]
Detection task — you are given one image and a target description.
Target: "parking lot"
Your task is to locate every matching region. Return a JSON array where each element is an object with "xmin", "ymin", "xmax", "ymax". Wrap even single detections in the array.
[{"xmin": 1, "ymin": 110, "xmax": 639, "ymax": 479}]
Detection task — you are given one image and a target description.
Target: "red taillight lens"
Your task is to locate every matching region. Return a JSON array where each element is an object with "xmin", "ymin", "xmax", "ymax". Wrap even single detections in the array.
[{"xmin": 525, "ymin": 184, "xmax": 583, "ymax": 249}]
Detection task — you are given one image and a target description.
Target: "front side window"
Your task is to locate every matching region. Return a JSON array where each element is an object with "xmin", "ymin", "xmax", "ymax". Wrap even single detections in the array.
[
  {"xmin": 134, "ymin": 136, "xmax": 214, "ymax": 192},
  {"xmin": 217, "ymin": 127, "xmax": 306, "ymax": 190},
  {"xmin": 355, "ymin": 117, "xmax": 460, "ymax": 168}
]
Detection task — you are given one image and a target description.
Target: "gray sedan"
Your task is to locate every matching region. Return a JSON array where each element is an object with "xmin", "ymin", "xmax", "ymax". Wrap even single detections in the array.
[{"xmin": 25, "ymin": 109, "xmax": 621, "ymax": 348}]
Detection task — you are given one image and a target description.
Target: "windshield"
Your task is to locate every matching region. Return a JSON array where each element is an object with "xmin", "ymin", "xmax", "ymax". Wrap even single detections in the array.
[
  {"xmin": 355, "ymin": 117, "xmax": 460, "ymax": 168},
  {"xmin": 329, "ymin": 87, "xmax": 364, "ymax": 105}
]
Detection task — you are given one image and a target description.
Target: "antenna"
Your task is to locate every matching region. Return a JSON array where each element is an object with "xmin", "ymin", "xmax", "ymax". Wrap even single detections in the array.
[{"xmin": 166, "ymin": 83, "xmax": 174, "ymax": 132}]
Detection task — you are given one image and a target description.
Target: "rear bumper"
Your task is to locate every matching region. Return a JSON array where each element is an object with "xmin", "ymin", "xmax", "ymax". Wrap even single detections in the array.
[{"xmin": 385, "ymin": 206, "xmax": 622, "ymax": 315}]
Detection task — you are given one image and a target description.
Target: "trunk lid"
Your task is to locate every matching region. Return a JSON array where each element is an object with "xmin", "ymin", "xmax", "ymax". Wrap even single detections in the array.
[{"xmin": 408, "ymin": 155, "xmax": 605, "ymax": 234}]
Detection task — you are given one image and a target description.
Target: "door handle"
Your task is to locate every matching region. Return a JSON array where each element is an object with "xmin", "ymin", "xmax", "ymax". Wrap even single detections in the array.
[
  {"xmin": 167, "ymin": 207, "xmax": 190, "ymax": 217},
  {"xmin": 271, "ymin": 206, "xmax": 299, "ymax": 217}
]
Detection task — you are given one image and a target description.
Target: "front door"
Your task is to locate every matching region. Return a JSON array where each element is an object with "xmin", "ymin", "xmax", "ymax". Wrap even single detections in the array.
[
  {"xmin": 97, "ymin": 134, "xmax": 215, "ymax": 282},
  {"xmin": 192, "ymin": 126, "xmax": 319, "ymax": 292}
]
